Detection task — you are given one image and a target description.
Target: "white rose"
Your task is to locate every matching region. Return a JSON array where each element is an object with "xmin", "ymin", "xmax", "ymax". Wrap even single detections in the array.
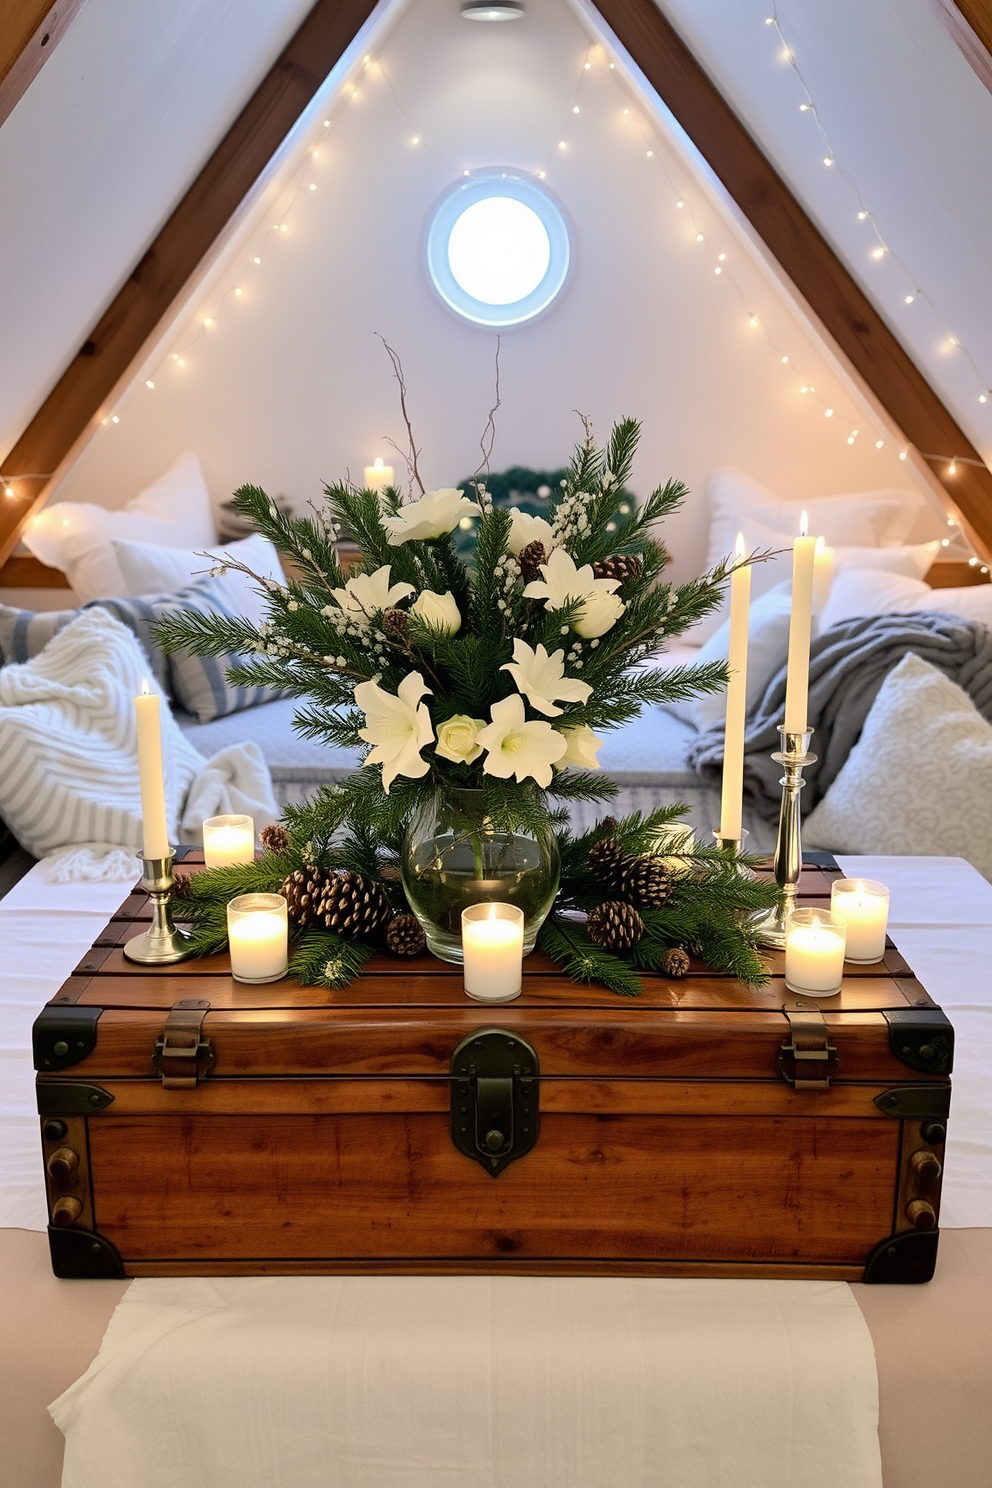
[
  {"xmin": 506, "ymin": 510, "xmax": 555, "ymax": 557},
  {"xmin": 556, "ymin": 724, "xmax": 603, "ymax": 769},
  {"xmin": 573, "ymin": 588, "xmax": 626, "ymax": 639},
  {"xmin": 410, "ymin": 589, "xmax": 462, "ymax": 635},
  {"xmin": 435, "ymin": 714, "xmax": 486, "ymax": 764},
  {"xmin": 382, "ymin": 488, "xmax": 480, "ymax": 544}
]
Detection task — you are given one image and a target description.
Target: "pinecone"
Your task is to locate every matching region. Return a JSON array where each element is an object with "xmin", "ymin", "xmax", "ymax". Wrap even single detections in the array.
[
  {"xmin": 385, "ymin": 913, "xmax": 426, "ymax": 957},
  {"xmin": 260, "ymin": 823, "xmax": 291, "ymax": 855},
  {"xmin": 662, "ymin": 946, "xmax": 691, "ymax": 979},
  {"xmin": 589, "ymin": 839, "xmax": 671, "ymax": 908},
  {"xmin": 279, "ymin": 868, "xmax": 392, "ymax": 939},
  {"xmin": 518, "ymin": 539, "xmax": 548, "ymax": 584},
  {"xmin": 172, "ymin": 871, "xmax": 193, "ymax": 899},
  {"xmin": 384, "ymin": 607, "xmax": 408, "ymax": 634},
  {"xmin": 597, "ymin": 816, "xmax": 619, "ymax": 836},
  {"xmin": 587, "ymin": 901, "xmax": 644, "ymax": 953},
  {"xmin": 592, "ymin": 553, "xmax": 643, "ymax": 587}
]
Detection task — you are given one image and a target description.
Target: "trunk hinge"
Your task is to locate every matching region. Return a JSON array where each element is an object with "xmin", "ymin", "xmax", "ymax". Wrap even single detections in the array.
[
  {"xmin": 779, "ymin": 998, "xmax": 839, "ymax": 1090},
  {"xmin": 152, "ymin": 999, "xmax": 213, "ymax": 1088}
]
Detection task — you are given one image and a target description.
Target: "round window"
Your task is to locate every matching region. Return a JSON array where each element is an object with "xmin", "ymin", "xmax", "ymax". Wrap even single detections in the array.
[{"xmin": 426, "ymin": 171, "xmax": 571, "ymax": 327}]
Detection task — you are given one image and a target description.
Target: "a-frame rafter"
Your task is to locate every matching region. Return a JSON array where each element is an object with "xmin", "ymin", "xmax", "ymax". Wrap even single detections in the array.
[{"xmin": 2, "ymin": 0, "xmax": 989, "ymax": 575}]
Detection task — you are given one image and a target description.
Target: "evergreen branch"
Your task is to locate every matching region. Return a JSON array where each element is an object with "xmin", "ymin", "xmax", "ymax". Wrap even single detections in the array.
[
  {"xmin": 289, "ymin": 930, "xmax": 375, "ymax": 990},
  {"xmin": 537, "ymin": 913, "xmax": 642, "ymax": 997}
]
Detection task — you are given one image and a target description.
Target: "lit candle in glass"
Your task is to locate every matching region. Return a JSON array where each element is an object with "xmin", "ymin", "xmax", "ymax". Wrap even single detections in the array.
[
  {"xmin": 363, "ymin": 457, "xmax": 394, "ymax": 495},
  {"xmin": 227, "ymin": 893, "xmax": 289, "ymax": 984},
  {"xmin": 462, "ymin": 902, "xmax": 524, "ymax": 1003},
  {"xmin": 203, "ymin": 814, "xmax": 255, "ymax": 869},
  {"xmin": 719, "ymin": 532, "xmax": 751, "ymax": 843},
  {"xmin": 784, "ymin": 512, "xmax": 819, "ymax": 733},
  {"xmin": 134, "ymin": 680, "xmax": 170, "ymax": 860},
  {"xmin": 784, "ymin": 908, "xmax": 847, "ymax": 997},
  {"xmin": 831, "ymin": 878, "xmax": 889, "ymax": 963}
]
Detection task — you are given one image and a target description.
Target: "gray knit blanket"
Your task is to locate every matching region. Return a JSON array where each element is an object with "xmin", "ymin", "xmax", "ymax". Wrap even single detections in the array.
[{"xmin": 686, "ymin": 611, "xmax": 992, "ymax": 816}]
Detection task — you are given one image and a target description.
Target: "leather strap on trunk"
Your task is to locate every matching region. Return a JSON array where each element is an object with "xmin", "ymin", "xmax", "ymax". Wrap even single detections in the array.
[{"xmin": 152, "ymin": 999, "xmax": 213, "ymax": 1088}]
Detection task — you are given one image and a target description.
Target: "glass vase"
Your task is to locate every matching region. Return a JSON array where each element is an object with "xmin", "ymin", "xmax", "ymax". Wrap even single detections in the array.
[{"xmin": 401, "ymin": 788, "xmax": 560, "ymax": 964}]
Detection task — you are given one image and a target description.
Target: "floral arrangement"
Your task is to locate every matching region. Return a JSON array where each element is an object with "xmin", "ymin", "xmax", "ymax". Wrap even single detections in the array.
[{"xmin": 157, "ymin": 414, "xmax": 781, "ymax": 992}]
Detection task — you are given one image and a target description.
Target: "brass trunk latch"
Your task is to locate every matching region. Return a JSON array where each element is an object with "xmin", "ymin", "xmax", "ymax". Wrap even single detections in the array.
[
  {"xmin": 450, "ymin": 1029, "xmax": 539, "ymax": 1176},
  {"xmin": 779, "ymin": 999, "xmax": 839, "ymax": 1090},
  {"xmin": 152, "ymin": 999, "xmax": 213, "ymax": 1088}
]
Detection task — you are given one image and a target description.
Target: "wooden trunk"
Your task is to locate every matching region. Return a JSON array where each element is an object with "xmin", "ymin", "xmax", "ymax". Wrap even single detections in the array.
[{"xmin": 34, "ymin": 856, "xmax": 953, "ymax": 1282}]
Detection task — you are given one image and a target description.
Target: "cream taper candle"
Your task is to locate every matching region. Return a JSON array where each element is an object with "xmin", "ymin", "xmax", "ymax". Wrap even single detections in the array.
[
  {"xmin": 134, "ymin": 681, "xmax": 170, "ymax": 860},
  {"xmin": 719, "ymin": 532, "xmax": 751, "ymax": 843},
  {"xmin": 812, "ymin": 536, "xmax": 834, "ymax": 615},
  {"xmin": 784, "ymin": 512, "xmax": 819, "ymax": 733}
]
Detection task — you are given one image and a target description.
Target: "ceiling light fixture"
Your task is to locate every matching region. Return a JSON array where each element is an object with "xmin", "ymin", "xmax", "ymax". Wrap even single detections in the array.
[{"xmin": 460, "ymin": 0, "xmax": 524, "ymax": 19}]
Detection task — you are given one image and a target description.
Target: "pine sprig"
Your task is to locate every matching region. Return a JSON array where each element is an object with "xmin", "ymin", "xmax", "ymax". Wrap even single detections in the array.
[
  {"xmin": 289, "ymin": 930, "xmax": 374, "ymax": 990},
  {"xmin": 537, "ymin": 913, "xmax": 643, "ymax": 997}
]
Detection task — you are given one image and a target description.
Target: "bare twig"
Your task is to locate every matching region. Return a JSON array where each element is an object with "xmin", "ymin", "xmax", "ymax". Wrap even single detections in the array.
[
  {"xmin": 376, "ymin": 335, "xmax": 425, "ymax": 496},
  {"xmin": 474, "ymin": 336, "xmax": 502, "ymax": 486},
  {"xmin": 382, "ymin": 435, "xmax": 417, "ymax": 499}
]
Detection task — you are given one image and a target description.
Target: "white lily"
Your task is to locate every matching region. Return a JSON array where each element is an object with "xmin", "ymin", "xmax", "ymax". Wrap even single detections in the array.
[
  {"xmin": 556, "ymin": 724, "xmax": 604, "ymax": 769},
  {"xmin": 477, "ymin": 694, "xmax": 568, "ymax": 788},
  {"xmin": 331, "ymin": 564, "xmax": 414, "ymax": 618},
  {"xmin": 500, "ymin": 638, "xmax": 592, "ymax": 717},
  {"xmin": 382, "ymin": 487, "xmax": 480, "ymax": 544},
  {"xmin": 522, "ymin": 547, "xmax": 625, "ymax": 638},
  {"xmin": 354, "ymin": 671, "xmax": 434, "ymax": 793},
  {"xmin": 411, "ymin": 589, "xmax": 462, "ymax": 635},
  {"xmin": 506, "ymin": 509, "xmax": 555, "ymax": 557}
]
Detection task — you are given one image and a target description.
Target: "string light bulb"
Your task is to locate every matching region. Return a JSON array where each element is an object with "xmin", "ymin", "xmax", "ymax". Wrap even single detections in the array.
[
  {"xmin": 3, "ymin": 484, "xmax": 14, "ymax": 498},
  {"xmin": 144, "ymin": 380, "xmax": 154, "ymax": 389},
  {"xmin": 904, "ymin": 294, "xmax": 915, "ymax": 304},
  {"xmin": 948, "ymin": 460, "xmax": 958, "ymax": 475}
]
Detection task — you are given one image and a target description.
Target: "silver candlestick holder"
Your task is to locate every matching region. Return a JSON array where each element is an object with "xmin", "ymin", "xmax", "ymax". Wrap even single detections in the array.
[
  {"xmin": 123, "ymin": 850, "xmax": 193, "ymax": 964},
  {"xmin": 752, "ymin": 726, "xmax": 817, "ymax": 949}
]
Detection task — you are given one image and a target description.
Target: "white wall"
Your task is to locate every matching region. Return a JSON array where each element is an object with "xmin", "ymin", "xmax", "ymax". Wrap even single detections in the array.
[
  {"xmin": 659, "ymin": 0, "xmax": 992, "ymax": 467},
  {"xmin": 0, "ymin": 0, "xmax": 316, "ymax": 460},
  {"xmin": 31, "ymin": 0, "xmax": 934, "ymax": 583}
]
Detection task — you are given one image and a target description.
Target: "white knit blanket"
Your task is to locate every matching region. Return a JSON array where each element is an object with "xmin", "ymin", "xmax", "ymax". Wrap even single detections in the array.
[{"xmin": 0, "ymin": 608, "xmax": 278, "ymax": 873}]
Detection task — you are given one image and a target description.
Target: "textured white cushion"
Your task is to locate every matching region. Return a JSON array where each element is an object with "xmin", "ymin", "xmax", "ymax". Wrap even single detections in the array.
[
  {"xmin": 112, "ymin": 532, "xmax": 283, "ymax": 627},
  {"xmin": 21, "ymin": 453, "xmax": 217, "ymax": 601},
  {"xmin": 705, "ymin": 467, "xmax": 926, "ymax": 572},
  {"xmin": 667, "ymin": 584, "xmax": 793, "ymax": 731},
  {"xmin": 817, "ymin": 567, "xmax": 932, "ymax": 632},
  {"xmin": 805, "ymin": 653, "xmax": 992, "ymax": 880},
  {"xmin": 913, "ymin": 584, "xmax": 992, "ymax": 627},
  {"xmin": 0, "ymin": 609, "xmax": 204, "ymax": 858}
]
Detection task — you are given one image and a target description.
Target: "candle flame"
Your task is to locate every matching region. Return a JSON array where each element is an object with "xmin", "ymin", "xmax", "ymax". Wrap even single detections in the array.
[
  {"xmin": 373, "ymin": 457, "xmax": 385, "ymax": 470},
  {"xmin": 735, "ymin": 531, "xmax": 746, "ymax": 561},
  {"xmin": 139, "ymin": 678, "xmax": 150, "ymax": 696},
  {"xmin": 488, "ymin": 902, "xmax": 497, "ymax": 921},
  {"xmin": 800, "ymin": 510, "xmax": 809, "ymax": 537}
]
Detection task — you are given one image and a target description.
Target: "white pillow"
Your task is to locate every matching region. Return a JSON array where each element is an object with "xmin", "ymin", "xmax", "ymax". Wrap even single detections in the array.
[
  {"xmin": 667, "ymin": 583, "xmax": 793, "ymax": 731},
  {"xmin": 705, "ymin": 467, "xmax": 926, "ymax": 572},
  {"xmin": 112, "ymin": 532, "xmax": 284, "ymax": 627},
  {"xmin": 805, "ymin": 653, "xmax": 992, "ymax": 881},
  {"xmin": 690, "ymin": 515, "xmax": 939, "ymax": 643},
  {"xmin": 913, "ymin": 584, "xmax": 992, "ymax": 627},
  {"xmin": 22, "ymin": 454, "xmax": 216, "ymax": 601},
  {"xmin": 817, "ymin": 567, "xmax": 932, "ymax": 632}
]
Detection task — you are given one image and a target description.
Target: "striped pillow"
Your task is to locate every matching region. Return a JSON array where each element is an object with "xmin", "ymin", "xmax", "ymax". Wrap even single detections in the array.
[
  {"xmin": 0, "ymin": 595, "xmax": 171, "ymax": 688},
  {"xmin": 158, "ymin": 582, "xmax": 288, "ymax": 723}
]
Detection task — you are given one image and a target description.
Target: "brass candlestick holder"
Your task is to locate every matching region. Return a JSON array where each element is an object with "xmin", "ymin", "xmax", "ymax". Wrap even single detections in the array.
[
  {"xmin": 711, "ymin": 827, "xmax": 754, "ymax": 875},
  {"xmin": 752, "ymin": 726, "xmax": 816, "ymax": 949},
  {"xmin": 123, "ymin": 850, "xmax": 193, "ymax": 964}
]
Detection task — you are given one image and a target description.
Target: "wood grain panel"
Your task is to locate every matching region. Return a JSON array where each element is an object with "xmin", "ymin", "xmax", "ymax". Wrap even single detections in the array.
[
  {"xmin": 0, "ymin": 0, "xmax": 379, "ymax": 565},
  {"xmin": 595, "ymin": 0, "xmax": 992, "ymax": 559},
  {"xmin": 88, "ymin": 1112, "xmax": 899, "ymax": 1264},
  {"xmin": 0, "ymin": 553, "xmax": 70, "ymax": 587},
  {"xmin": 927, "ymin": 0, "xmax": 992, "ymax": 94}
]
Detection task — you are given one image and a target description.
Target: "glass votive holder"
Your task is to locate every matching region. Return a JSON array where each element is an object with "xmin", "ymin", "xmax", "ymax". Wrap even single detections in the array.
[
  {"xmin": 461, "ymin": 903, "xmax": 524, "ymax": 1003},
  {"xmin": 227, "ymin": 893, "xmax": 288, "ymax": 984},
  {"xmin": 830, "ymin": 878, "xmax": 890, "ymax": 964},
  {"xmin": 203, "ymin": 814, "xmax": 255, "ymax": 869},
  {"xmin": 784, "ymin": 908, "xmax": 847, "ymax": 998}
]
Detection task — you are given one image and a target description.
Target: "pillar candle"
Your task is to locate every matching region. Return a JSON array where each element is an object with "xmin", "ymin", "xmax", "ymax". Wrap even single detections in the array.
[
  {"xmin": 784, "ymin": 513, "xmax": 819, "ymax": 733},
  {"xmin": 134, "ymin": 682, "xmax": 170, "ymax": 860},
  {"xmin": 719, "ymin": 533, "xmax": 751, "ymax": 842},
  {"xmin": 203, "ymin": 814, "xmax": 255, "ymax": 869},
  {"xmin": 831, "ymin": 878, "xmax": 889, "ymax": 963},
  {"xmin": 462, "ymin": 903, "xmax": 524, "ymax": 1002},
  {"xmin": 784, "ymin": 909, "xmax": 847, "ymax": 996},
  {"xmin": 364, "ymin": 457, "xmax": 394, "ymax": 494},
  {"xmin": 812, "ymin": 536, "xmax": 834, "ymax": 615},
  {"xmin": 227, "ymin": 894, "xmax": 289, "ymax": 983}
]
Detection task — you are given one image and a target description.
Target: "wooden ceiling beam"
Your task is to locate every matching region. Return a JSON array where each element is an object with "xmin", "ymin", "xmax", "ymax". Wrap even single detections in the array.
[
  {"xmin": 0, "ymin": 0, "xmax": 380, "ymax": 567},
  {"xmin": 927, "ymin": 0, "xmax": 992, "ymax": 95},
  {"xmin": 0, "ymin": 0, "xmax": 89, "ymax": 130},
  {"xmin": 595, "ymin": 0, "xmax": 992, "ymax": 561}
]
